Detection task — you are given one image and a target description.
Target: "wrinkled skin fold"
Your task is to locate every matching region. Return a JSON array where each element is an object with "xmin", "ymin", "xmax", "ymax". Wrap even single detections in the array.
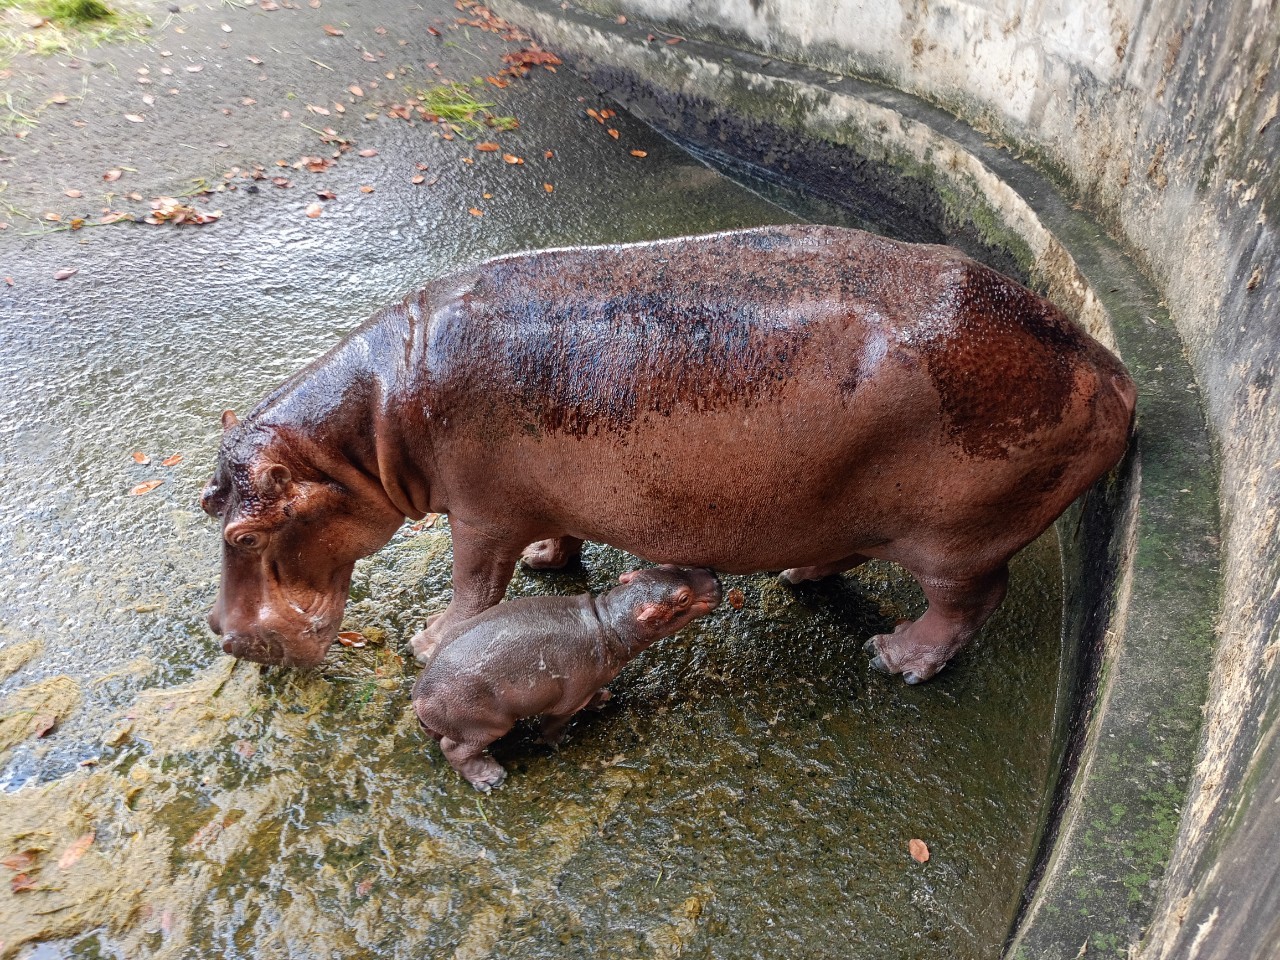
[{"xmin": 202, "ymin": 225, "xmax": 1136, "ymax": 681}]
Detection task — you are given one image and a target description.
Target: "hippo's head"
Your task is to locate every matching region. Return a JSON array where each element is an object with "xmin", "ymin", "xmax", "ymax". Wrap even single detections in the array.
[
  {"xmin": 613, "ymin": 565, "xmax": 723, "ymax": 641},
  {"xmin": 200, "ymin": 410, "xmax": 404, "ymax": 667}
]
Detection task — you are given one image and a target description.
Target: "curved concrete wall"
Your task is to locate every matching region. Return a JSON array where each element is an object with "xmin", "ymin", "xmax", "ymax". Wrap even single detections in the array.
[{"xmin": 495, "ymin": 0, "xmax": 1279, "ymax": 955}]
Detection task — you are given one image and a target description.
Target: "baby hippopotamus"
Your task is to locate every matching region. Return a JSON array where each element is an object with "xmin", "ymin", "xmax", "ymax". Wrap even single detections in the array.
[{"xmin": 413, "ymin": 565, "xmax": 722, "ymax": 790}]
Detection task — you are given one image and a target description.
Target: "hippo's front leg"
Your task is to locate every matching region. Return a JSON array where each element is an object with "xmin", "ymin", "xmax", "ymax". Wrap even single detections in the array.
[{"xmin": 410, "ymin": 516, "xmax": 525, "ymax": 663}]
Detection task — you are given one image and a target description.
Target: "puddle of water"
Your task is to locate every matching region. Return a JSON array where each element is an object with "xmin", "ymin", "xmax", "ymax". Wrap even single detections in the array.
[{"xmin": 0, "ymin": 68, "xmax": 1064, "ymax": 960}]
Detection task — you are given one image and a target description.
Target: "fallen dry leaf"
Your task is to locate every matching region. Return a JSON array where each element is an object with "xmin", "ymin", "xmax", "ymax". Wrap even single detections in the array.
[
  {"xmin": 53, "ymin": 267, "xmax": 78, "ymax": 280},
  {"xmin": 607, "ymin": 128, "xmax": 620, "ymax": 139},
  {"xmin": 305, "ymin": 202, "xmax": 323, "ymax": 218},
  {"xmin": 32, "ymin": 715, "xmax": 57, "ymax": 738},
  {"xmin": 233, "ymin": 739, "xmax": 256, "ymax": 759},
  {"xmin": 161, "ymin": 454, "xmax": 183, "ymax": 467},
  {"xmin": 64, "ymin": 188, "xmax": 82, "ymax": 198},
  {"xmin": 144, "ymin": 198, "xmax": 221, "ymax": 226},
  {"xmin": 307, "ymin": 104, "xmax": 330, "ymax": 115},
  {"xmin": 727, "ymin": 588, "xmax": 745, "ymax": 610},
  {"xmin": 316, "ymin": 189, "xmax": 336, "ymax": 200},
  {"xmin": 44, "ymin": 212, "xmax": 62, "ymax": 222},
  {"xmin": 348, "ymin": 84, "xmax": 364, "ymax": 97},
  {"xmin": 186, "ymin": 65, "xmax": 204, "ymax": 73},
  {"xmin": 359, "ymin": 185, "xmax": 374, "ymax": 193},
  {"xmin": 544, "ymin": 149, "xmax": 554, "ymax": 159},
  {"xmin": 337, "ymin": 631, "xmax": 367, "ymax": 648},
  {"xmin": 543, "ymin": 182, "xmax": 554, "ymax": 193},
  {"xmin": 411, "ymin": 174, "xmax": 425, "ymax": 184},
  {"xmin": 475, "ymin": 141, "xmax": 500, "ymax": 152},
  {"xmin": 130, "ymin": 479, "xmax": 164, "ymax": 496},
  {"xmin": 11, "ymin": 873, "xmax": 37, "ymax": 894},
  {"xmin": 630, "ymin": 149, "xmax": 648, "ymax": 158},
  {"xmin": 358, "ymin": 148, "xmax": 378, "ymax": 157},
  {"xmin": 272, "ymin": 177, "xmax": 291, "ymax": 188},
  {"xmin": 909, "ymin": 839, "xmax": 930, "ymax": 863},
  {"xmin": 1, "ymin": 851, "xmax": 38, "ymax": 872},
  {"xmin": 50, "ymin": 92, "xmax": 68, "ymax": 104},
  {"xmin": 247, "ymin": 55, "xmax": 263, "ymax": 65},
  {"xmin": 666, "ymin": 36, "xmax": 685, "ymax": 44},
  {"xmin": 321, "ymin": 23, "xmax": 343, "ymax": 36},
  {"xmin": 57, "ymin": 832, "xmax": 95, "ymax": 870},
  {"xmin": 502, "ymin": 153, "xmax": 523, "ymax": 164},
  {"xmin": 468, "ymin": 207, "xmax": 483, "ymax": 217},
  {"xmin": 131, "ymin": 451, "xmax": 151, "ymax": 465}
]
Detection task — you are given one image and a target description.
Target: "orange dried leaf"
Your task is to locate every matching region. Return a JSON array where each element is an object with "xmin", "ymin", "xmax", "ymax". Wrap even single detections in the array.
[
  {"xmin": 337, "ymin": 631, "xmax": 367, "ymax": 648},
  {"xmin": 468, "ymin": 207, "xmax": 484, "ymax": 216},
  {"xmin": 11, "ymin": 873, "xmax": 36, "ymax": 893},
  {"xmin": 32, "ymin": 715, "xmax": 57, "ymax": 737},
  {"xmin": 359, "ymin": 185, "xmax": 374, "ymax": 193},
  {"xmin": 53, "ymin": 267, "xmax": 78, "ymax": 280},
  {"xmin": 1, "ymin": 851, "xmax": 38, "ymax": 871},
  {"xmin": 348, "ymin": 84, "xmax": 364, "ymax": 97},
  {"xmin": 909, "ymin": 838, "xmax": 930, "ymax": 863},
  {"xmin": 727, "ymin": 588, "xmax": 745, "ymax": 610},
  {"xmin": 629, "ymin": 149, "xmax": 648, "ymax": 158},
  {"xmin": 358, "ymin": 148, "xmax": 378, "ymax": 157},
  {"xmin": 543, "ymin": 182, "xmax": 554, "ymax": 193},
  {"xmin": 411, "ymin": 174, "xmax": 425, "ymax": 184},
  {"xmin": 161, "ymin": 454, "xmax": 183, "ymax": 467},
  {"xmin": 125, "ymin": 114, "xmax": 145, "ymax": 123},
  {"xmin": 130, "ymin": 479, "xmax": 164, "ymax": 496},
  {"xmin": 305, "ymin": 202, "xmax": 323, "ymax": 218},
  {"xmin": 58, "ymin": 832, "xmax": 95, "ymax": 870},
  {"xmin": 607, "ymin": 128, "xmax": 619, "ymax": 139},
  {"xmin": 475, "ymin": 141, "xmax": 500, "ymax": 152},
  {"xmin": 131, "ymin": 451, "xmax": 150, "ymax": 465},
  {"xmin": 322, "ymin": 24, "xmax": 343, "ymax": 35},
  {"xmin": 502, "ymin": 153, "xmax": 523, "ymax": 164},
  {"xmin": 103, "ymin": 169, "xmax": 123, "ymax": 182},
  {"xmin": 65, "ymin": 188, "xmax": 82, "ymax": 198}
]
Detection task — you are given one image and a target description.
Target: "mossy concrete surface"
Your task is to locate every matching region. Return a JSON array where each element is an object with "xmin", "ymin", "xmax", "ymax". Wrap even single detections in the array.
[{"xmin": 487, "ymin": 1, "xmax": 1224, "ymax": 954}]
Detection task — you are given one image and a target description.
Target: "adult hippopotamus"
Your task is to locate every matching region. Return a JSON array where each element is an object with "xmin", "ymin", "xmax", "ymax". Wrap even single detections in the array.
[{"xmin": 201, "ymin": 224, "xmax": 1135, "ymax": 682}]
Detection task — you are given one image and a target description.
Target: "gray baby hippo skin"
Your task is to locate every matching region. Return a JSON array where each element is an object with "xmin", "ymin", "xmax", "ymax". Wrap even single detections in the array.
[{"xmin": 413, "ymin": 565, "xmax": 722, "ymax": 790}]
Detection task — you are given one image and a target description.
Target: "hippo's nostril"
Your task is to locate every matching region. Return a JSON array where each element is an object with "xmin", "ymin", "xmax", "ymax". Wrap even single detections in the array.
[{"xmin": 222, "ymin": 638, "xmax": 237, "ymax": 656}]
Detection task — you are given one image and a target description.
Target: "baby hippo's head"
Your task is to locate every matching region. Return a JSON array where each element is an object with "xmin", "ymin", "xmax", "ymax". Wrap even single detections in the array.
[{"xmin": 611, "ymin": 565, "xmax": 722, "ymax": 641}]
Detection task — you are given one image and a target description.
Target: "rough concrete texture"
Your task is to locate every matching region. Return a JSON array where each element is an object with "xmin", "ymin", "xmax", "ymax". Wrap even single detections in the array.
[{"xmin": 484, "ymin": 0, "xmax": 1277, "ymax": 956}]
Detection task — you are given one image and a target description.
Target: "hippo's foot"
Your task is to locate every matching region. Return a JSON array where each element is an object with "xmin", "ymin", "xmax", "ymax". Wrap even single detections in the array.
[
  {"xmin": 521, "ymin": 536, "xmax": 584, "ymax": 570},
  {"xmin": 863, "ymin": 622, "xmax": 960, "ymax": 685},
  {"xmin": 440, "ymin": 736, "xmax": 507, "ymax": 791},
  {"xmin": 409, "ymin": 627, "xmax": 441, "ymax": 665},
  {"xmin": 585, "ymin": 688, "xmax": 612, "ymax": 711},
  {"xmin": 781, "ymin": 552, "xmax": 869, "ymax": 584}
]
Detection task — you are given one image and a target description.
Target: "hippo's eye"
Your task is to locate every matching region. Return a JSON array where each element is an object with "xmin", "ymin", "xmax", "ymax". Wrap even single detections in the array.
[
  {"xmin": 675, "ymin": 588, "xmax": 692, "ymax": 608},
  {"xmin": 235, "ymin": 532, "xmax": 261, "ymax": 550}
]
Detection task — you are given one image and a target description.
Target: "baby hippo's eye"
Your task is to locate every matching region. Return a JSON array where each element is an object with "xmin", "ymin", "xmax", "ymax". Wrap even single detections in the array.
[{"xmin": 675, "ymin": 588, "xmax": 692, "ymax": 608}]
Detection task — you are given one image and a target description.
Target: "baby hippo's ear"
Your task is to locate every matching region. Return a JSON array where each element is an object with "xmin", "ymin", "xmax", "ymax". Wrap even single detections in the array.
[
  {"xmin": 619, "ymin": 570, "xmax": 640, "ymax": 584},
  {"xmin": 634, "ymin": 602, "xmax": 664, "ymax": 624}
]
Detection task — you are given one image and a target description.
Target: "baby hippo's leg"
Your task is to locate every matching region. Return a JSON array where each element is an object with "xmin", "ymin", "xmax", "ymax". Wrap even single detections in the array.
[
  {"xmin": 538, "ymin": 688, "xmax": 611, "ymax": 746},
  {"xmin": 585, "ymin": 688, "xmax": 611, "ymax": 711},
  {"xmin": 439, "ymin": 735, "xmax": 507, "ymax": 791},
  {"xmin": 781, "ymin": 552, "xmax": 869, "ymax": 584}
]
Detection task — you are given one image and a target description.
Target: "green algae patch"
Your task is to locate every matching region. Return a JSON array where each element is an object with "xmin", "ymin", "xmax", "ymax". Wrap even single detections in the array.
[
  {"xmin": 0, "ymin": 675, "xmax": 79, "ymax": 759},
  {"xmin": 0, "ymin": 638, "xmax": 41, "ymax": 683}
]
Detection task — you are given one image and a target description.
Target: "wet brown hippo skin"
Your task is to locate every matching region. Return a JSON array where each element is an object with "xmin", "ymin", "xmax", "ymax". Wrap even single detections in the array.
[
  {"xmin": 414, "ymin": 565, "xmax": 721, "ymax": 789},
  {"xmin": 201, "ymin": 223, "xmax": 1136, "ymax": 681}
]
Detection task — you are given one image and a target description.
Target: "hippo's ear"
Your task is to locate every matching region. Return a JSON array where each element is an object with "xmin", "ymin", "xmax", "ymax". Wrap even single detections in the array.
[
  {"xmin": 619, "ymin": 570, "xmax": 640, "ymax": 584},
  {"xmin": 635, "ymin": 602, "xmax": 664, "ymax": 624},
  {"xmin": 252, "ymin": 462, "xmax": 294, "ymax": 499},
  {"xmin": 221, "ymin": 409, "xmax": 239, "ymax": 432}
]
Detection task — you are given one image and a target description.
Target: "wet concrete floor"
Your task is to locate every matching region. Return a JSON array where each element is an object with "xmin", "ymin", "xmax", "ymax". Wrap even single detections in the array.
[{"xmin": 1, "ymin": 2, "xmax": 1064, "ymax": 957}]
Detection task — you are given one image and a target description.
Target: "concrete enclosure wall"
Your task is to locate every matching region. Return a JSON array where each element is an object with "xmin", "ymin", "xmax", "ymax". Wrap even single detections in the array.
[{"xmin": 514, "ymin": 0, "xmax": 1280, "ymax": 955}]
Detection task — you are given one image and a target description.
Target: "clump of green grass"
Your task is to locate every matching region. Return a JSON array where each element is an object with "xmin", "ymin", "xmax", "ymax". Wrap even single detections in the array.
[
  {"xmin": 45, "ymin": 0, "xmax": 114, "ymax": 25},
  {"xmin": 415, "ymin": 81, "xmax": 517, "ymax": 131}
]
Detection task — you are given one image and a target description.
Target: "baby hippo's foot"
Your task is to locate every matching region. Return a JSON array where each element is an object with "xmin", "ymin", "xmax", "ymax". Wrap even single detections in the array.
[
  {"xmin": 440, "ymin": 736, "xmax": 507, "ymax": 791},
  {"xmin": 521, "ymin": 536, "xmax": 584, "ymax": 570},
  {"xmin": 864, "ymin": 620, "xmax": 961, "ymax": 685}
]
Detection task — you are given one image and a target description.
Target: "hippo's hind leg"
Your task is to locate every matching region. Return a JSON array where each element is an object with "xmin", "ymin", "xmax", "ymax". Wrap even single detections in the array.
[
  {"xmin": 782, "ymin": 552, "xmax": 870, "ymax": 584},
  {"xmin": 865, "ymin": 564, "xmax": 1009, "ymax": 684},
  {"xmin": 521, "ymin": 536, "xmax": 584, "ymax": 570},
  {"xmin": 439, "ymin": 735, "xmax": 508, "ymax": 791}
]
